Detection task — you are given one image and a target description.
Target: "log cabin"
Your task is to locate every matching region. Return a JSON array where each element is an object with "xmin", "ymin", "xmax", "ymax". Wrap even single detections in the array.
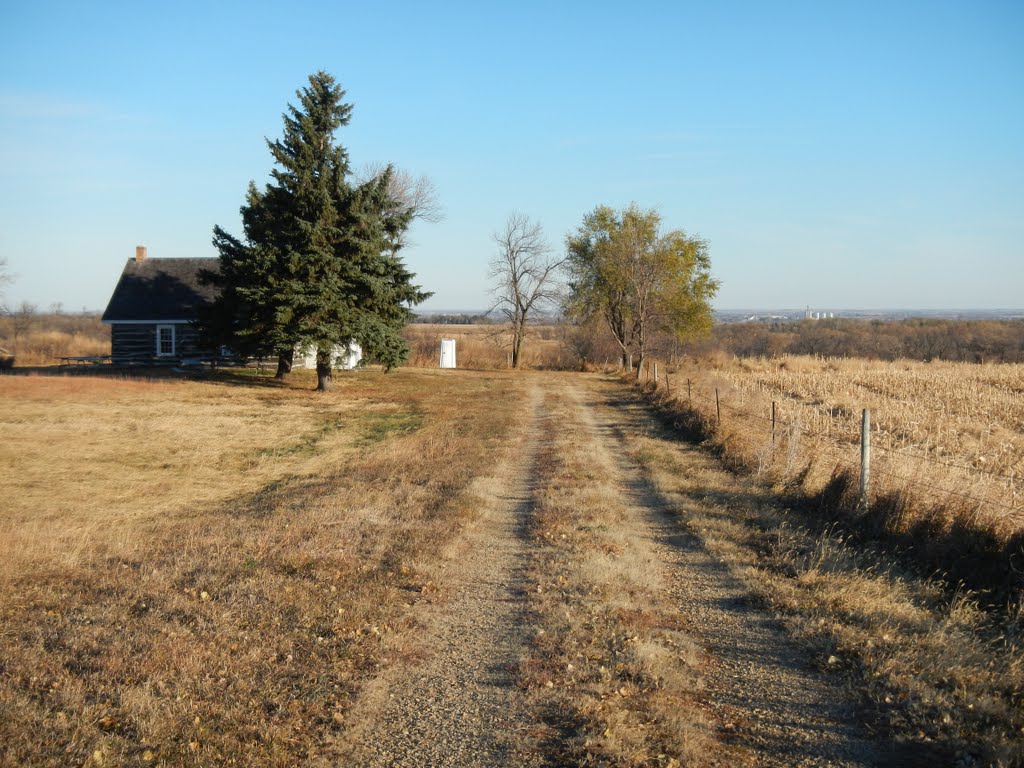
[
  {"xmin": 100, "ymin": 246, "xmax": 363, "ymax": 369},
  {"xmin": 101, "ymin": 246, "xmax": 219, "ymax": 364}
]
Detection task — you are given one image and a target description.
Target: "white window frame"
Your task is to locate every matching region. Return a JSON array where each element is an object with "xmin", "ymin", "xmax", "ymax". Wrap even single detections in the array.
[{"xmin": 156, "ymin": 324, "xmax": 176, "ymax": 357}]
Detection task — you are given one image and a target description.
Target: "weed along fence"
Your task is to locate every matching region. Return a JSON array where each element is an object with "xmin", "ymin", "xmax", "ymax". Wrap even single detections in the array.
[{"xmin": 639, "ymin": 361, "xmax": 1022, "ymax": 544}]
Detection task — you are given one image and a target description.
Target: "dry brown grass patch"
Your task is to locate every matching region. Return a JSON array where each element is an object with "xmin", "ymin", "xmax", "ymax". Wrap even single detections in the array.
[
  {"xmin": 0, "ymin": 312, "xmax": 109, "ymax": 366},
  {"xmin": 404, "ymin": 323, "xmax": 573, "ymax": 370},
  {"xmin": 0, "ymin": 373, "xmax": 378, "ymax": 576},
  {"xmin": 0, "ymin": 368, "xmax": 524, "ymax": 766}
]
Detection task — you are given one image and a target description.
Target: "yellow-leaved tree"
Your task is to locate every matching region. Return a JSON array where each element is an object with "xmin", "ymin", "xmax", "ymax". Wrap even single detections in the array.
[{"xmin": 564, "ymin": 203, "xmax": 718, "ymax": 377}]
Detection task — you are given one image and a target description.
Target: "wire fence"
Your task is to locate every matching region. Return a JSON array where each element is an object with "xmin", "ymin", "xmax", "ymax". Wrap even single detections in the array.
[{"xmin": 650, "ymin": 366, "xmax": 1021, "ymax": 519}]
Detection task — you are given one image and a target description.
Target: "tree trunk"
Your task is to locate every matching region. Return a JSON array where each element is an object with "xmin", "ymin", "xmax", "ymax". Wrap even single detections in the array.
[
  {"xmin": 512, "ymin": 335, "xmax": 522, "ymax": 369},
  {"xmin": 635, "ymin": 354, "xmax": 645, "ymax": 380},
  {"xmin": 315, "ymin": 347, "xmax": 332, "ymax": 392},
  {"xmin": 275, "ymin": 348, "xmax": 293, "ymax": 379}
]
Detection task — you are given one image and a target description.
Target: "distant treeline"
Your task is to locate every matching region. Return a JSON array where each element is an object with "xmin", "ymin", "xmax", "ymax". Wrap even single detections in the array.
[
  {"xmin": 687, "ymin": 318, "xmax": 1024, "ymax": 363},
  {"xmin": 7, "ymin": 311, "xmax": 1024, "ymax": 368},
  {"xmin": 412, "ymin": 313, "xmax": 496, "ymax": 325}
]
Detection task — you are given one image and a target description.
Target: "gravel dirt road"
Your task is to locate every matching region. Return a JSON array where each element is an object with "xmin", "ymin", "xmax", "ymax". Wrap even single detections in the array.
[
  {"xmin": 341, "ymin": 373, "xmax": 893, "ymax": 766},
  {"xmin": 341, "ymin": 382, "xmax": 546, "ymax": 766}
]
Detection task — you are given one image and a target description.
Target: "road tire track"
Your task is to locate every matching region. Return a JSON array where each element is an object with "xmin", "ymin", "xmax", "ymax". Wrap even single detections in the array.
[
  {"xmin": 338, "ymin": 381, "xmax": 545, "ymax": 767},
  {"xmin": 567, "ymin": 376, "xmax": 888, "ymax": 767}
]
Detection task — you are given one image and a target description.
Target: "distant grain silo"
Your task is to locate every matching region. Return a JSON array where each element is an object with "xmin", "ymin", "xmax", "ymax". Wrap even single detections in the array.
[{"xmin": 439, "ymin": 338, "xmax": 456, "ymax": 369}]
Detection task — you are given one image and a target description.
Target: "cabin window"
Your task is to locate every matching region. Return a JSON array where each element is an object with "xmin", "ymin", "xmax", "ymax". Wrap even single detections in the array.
[{"xmin": 156, "ymin": 325, "xmax": 176, "ymax": 357}]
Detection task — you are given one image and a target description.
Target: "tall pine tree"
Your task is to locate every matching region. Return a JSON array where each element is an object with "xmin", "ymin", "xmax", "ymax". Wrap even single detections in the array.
[{"xmin": 203, "ymin": 72, "xmax": 429, "ymax": 389}]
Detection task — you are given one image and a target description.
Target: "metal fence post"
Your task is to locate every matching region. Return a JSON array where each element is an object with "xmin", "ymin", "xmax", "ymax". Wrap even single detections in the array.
[{"xmin": 860, "ymin": 408, "xmax": 871, "ymax": 505}]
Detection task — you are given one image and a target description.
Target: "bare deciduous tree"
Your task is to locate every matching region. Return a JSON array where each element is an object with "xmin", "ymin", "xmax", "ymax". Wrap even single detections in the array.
[
  {"xmin": 489, "ymin": 213, "xmax": 563, "ymax": 369},
  {"xmin": 9, "ymin": 301, "xmax": 37, "ymax": 355},
  {"xmin": 356, "ymin": 163, "xmax": 444, "ymax": 252},
  {"xmin": 0, "ymin": 256, "xmax": 10, "ymax": 303},
  {"xmin": 382, "ymin": 167, "xmax": 444, "ymax": 224}
]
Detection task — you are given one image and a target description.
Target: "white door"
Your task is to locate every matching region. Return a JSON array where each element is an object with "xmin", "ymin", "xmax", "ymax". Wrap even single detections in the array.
[{"xmin": 439, "ymin": 339, "xmax": 456, "ymax": 369}]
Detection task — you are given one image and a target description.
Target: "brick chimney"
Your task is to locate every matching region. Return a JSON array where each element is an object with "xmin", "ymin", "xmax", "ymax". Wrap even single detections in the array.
[{"xmin": 135, "ymin": 245, "xmax": 147, "ymax": 262}]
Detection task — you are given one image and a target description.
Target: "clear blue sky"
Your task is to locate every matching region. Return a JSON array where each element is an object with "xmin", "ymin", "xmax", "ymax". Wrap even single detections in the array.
[{"xmin": 2, "ymin": 0, "xmax": 1021, "ymax": 311}]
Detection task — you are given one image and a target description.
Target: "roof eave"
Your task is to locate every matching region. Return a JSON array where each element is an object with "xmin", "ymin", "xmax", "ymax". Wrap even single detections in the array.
[{"xmin": 102, "ymin": 319, "xmax": 197, "ymax": 325}]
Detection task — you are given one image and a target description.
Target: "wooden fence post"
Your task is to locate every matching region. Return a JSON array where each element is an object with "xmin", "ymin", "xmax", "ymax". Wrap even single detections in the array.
[
  {"xmin": 715, "ymin": 388, "xmax": 721, "ymax": 426},
  {"xmin": 860, "ymin": 408, "xmax": 871, "ymax": 505},
  {"xmin": 687, "ymin": 379, "xmax": 691, "ymax": 403},
  {"xmin": 653, "ymin": 362, "xmax": 658, "ymax": 385},
  {"xmin": 772, "ymin": 401, "xmax": 776, "ymax": 444},
  {"xmin": 665, "ymin": 372, "xmax": 671, "ymax": 395}
]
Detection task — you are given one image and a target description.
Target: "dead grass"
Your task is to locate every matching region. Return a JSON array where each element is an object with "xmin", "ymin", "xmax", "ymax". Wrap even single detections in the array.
[
  {"xmin": 0, "ymin": 312, "xmax": 109, "ymax": 365},
  {"xmin": 0, "ymin": 367, "xmax": 523, "ymax": 766},
  {"xmin": 517, "ymin": 378, "xmax": 717, "ymax": 766},
  {"xmin": 621, "ymin": 378, "xmax": 1024, "ymax": 765},
  {"xmin": 0, "ymin": 375, "xmax": 365, "ymax": 575},
  {"xmin": 404, "ymin": 323, "xmax": 575, "ymax": 370}
]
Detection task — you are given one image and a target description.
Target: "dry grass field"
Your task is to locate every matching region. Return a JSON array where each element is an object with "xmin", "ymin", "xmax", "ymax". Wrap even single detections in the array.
[
  {"xmin": 403, "ymin": 323, "xmax": 585, "ymax": 370},
  {"xmin": 0, "ymin": 368, "xmax": 523, "ymax": 766},
  {"xmin": 0, "ymin": 312, "xmax": 109, "ymax": 366}
]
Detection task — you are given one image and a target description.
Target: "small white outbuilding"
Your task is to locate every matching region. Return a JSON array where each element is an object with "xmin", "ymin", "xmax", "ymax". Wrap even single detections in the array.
[
  {"xmin": 294, "ymin": 341, "xmax": 363, "ymax": 370},
  {"xmin": 439, "ymin": 338, "xmax": 456, "ymax": 369}
]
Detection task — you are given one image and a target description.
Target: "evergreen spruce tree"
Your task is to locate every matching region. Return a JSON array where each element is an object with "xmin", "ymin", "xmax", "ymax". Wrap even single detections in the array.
[
  {"xmin": 345, "ymin": 167, "xmax": 430, "ymax": 371},
  {"xmin": 203, "ymin": 71, "xmax": 430, "ymax": 389},
  {"xmin": 199, "ymin": 184, "xmax": 291, "ymax": 367}
]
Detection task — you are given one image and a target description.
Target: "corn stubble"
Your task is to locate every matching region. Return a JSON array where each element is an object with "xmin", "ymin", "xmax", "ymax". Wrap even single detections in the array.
[
  {"xmin": 653, "ymin": 355, "xmax": 1024, "ymax": 600},
  {"xmin": 0, "ymin": 369, "xmax": 521, "ymax": 766}
]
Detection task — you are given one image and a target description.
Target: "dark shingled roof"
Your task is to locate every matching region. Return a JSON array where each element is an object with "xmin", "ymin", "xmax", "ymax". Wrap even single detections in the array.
[{"xmin": 101, "ymin": 258, "xmax": 221, "ymax": 323}]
